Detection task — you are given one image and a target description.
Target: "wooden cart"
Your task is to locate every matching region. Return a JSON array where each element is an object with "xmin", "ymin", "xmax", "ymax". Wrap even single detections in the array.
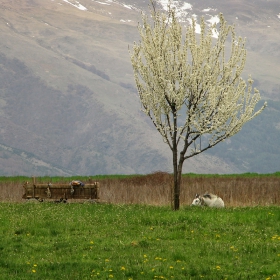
[{"xmin": 22, "ymin": 177, "xmax": 100, "ymax": 202}]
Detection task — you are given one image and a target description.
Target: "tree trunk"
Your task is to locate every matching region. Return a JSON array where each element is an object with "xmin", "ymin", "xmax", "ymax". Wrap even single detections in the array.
[
  {"xmin": 173, "ymin": 152, "xmax": 185, "ymax": 210},
  {"xmin": 172, "ymin": 144, "xmax": 179, "ymax": 210},
  {"xmin": 173, "ymin": 178, "xmax": 180, "ymax": 210}
]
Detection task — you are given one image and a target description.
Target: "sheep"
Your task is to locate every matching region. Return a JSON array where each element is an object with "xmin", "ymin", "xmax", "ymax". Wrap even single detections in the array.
[{"xmin": 191, "ymin": 193, "xmax": 225, "ymax": 208}]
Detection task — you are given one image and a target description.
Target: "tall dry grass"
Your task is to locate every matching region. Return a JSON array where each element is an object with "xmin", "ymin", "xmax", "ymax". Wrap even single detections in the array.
[
  {"xmin": 0, "ymin": 172, "xmax": 279, "ymax": 206},
  {"xmin": 0, "ymin": 181, "xmax": 24, "ymax": 202}
]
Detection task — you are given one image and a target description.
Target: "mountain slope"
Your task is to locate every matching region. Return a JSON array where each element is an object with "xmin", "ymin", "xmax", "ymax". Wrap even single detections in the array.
[{"xmin": 0, "ymin": 0, "xmax": 279, "ymax": 175}]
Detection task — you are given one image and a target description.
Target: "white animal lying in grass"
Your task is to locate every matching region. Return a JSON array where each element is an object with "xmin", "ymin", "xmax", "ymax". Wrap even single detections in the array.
[{"xmin": 191, "ymin": 193, "xmax": 225, "ymax": 208}]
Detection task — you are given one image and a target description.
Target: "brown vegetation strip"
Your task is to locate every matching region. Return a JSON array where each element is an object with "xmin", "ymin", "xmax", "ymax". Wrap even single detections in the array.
[{"xmin": 0, "ymin": 172, "xmax": 279, "ymax": 207}]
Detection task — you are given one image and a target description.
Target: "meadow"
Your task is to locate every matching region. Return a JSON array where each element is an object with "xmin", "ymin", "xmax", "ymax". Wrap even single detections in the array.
[
  {"xmin": 0, "ymin": 173, "xmax": 280, "ymax": 279},
  {"xmin": 0, "ymin": 203, "xmax": 280, "ymax": 279}
]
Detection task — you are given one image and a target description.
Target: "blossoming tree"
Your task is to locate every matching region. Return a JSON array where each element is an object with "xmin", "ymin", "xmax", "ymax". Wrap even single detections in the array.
[{"xmin": 130, "ymin": 2, "xmax": 266, "ymax": 210}]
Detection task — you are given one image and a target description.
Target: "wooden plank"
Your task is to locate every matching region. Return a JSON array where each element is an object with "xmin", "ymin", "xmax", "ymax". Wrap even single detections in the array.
[
  {"xmin": 22, "ymin": 178, "xmax": 100, "ymax": 200},
  {"xmin": 33, "ymin": 184, "xmax": 98, "ymax": 189}
]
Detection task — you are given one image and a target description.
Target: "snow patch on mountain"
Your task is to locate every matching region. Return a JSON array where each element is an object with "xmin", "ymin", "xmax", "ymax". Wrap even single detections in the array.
[
  {"xmin": 207, "ymin": 15, "xmax": 220, "ymax": 25},
  {"xmin": 62, "ymin": 0, "xmax": 87, "ymax": 10},
  {"xmin": 156, "ymin": 0, "xmax": 220, "ymax": 37},
  {"xmin": 96, "ymin": 1, "xmax": 110, "ymax": 5},
  {"xmin": 120, "ymin": 19, "xmax": 132, "ymax": 23},
  {"xmin": 157, "ymin": 0, "xmax": 192, "ymax": 11},
  {"xmin": 156, "ymin": 0, "xmax": 192, "ymax": 20},
  {"xmin": 202, "ymin": 7, "xmax": 217, "ymax": 12},
  {"xmin": 55, "ymin": 0, "xmax": 221, "ymax": 36},
  {"xmin": 91, "ymin": 0, "xmax": 137, "ymax": 10}
]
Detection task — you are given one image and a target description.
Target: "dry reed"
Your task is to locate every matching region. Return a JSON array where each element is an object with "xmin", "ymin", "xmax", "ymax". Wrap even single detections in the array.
[{"xmin": 0, "ymin": 172, "xmax": 279, "ymax": 206}]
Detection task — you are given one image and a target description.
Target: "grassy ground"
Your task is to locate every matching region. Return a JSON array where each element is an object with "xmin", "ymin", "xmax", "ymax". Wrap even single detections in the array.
[{"xmin": 0, "ymin": 203, "xmax": 279, "ymax": 279}]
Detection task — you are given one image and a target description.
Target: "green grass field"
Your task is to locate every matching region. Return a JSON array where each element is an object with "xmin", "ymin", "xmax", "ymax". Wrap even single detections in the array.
[{"xmin": 0, "ymin": 203, "xmax": 279, "ymax": 279}]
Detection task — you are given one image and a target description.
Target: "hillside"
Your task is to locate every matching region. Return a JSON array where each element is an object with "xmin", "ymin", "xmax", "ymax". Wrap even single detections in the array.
[{"xmin": 0, "ymin": 0, "xmax": 279, "ymax": 175}]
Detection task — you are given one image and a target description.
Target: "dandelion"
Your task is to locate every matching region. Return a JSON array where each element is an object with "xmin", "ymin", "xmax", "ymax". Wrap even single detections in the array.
[
  {"xmin": 169, "ymin": 266, "xmax": 173, "ymax": 269},
  {"xmin": 109, "ymin": 274, "xmax": 114, "ymax": 278},
  {"xmin": 32, "ymin": 269, "xmax": 36, "ymax": 273},
  {"xmin": 230, "ymin": 246, "xmax": 238, "ymax": 252},
  {"xmin": 216, "ymin": 266, "xmax": 221, "ymax": 270},
  {"xmin": 90, "ymin": 241, "xmax": 94, "ymax": 244},
  {"xmin": 105, "ymin": 259, "xmax": 110, "ymax": 262},
  {"xmin": 120, "ymin": 266, "xmax": 126, "ymax": 271}
]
